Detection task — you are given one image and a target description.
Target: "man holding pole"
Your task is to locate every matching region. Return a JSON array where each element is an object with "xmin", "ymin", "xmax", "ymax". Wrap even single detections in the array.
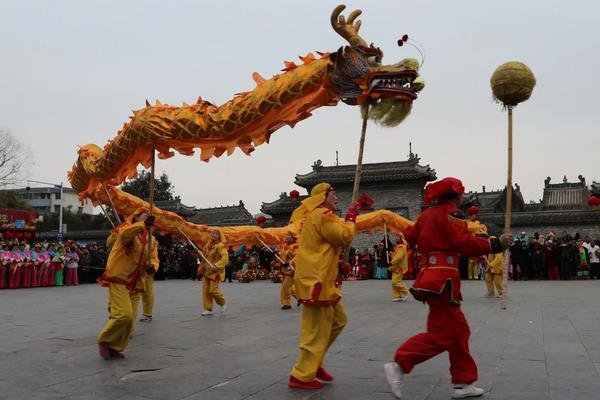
[
  {"xmin": 383, "ymin": 177, "xmax": 512, "ymax": 399},
  {"xmin": 288, "ymin": 182, "xmax": 358, "ymax": 390},
  {"xmin": 389, "ymin": 233, "xmax": 409, "ymax": 302},
  {"xmin": 279, "ymin": 233, "xmax": 297, "ymax": 310},
  {"xmin": 97, "ymin": 208, "xmax": 158, "ymax": 359},
  {"xmin": 199, "ymin": 229, "xmax": 228, "ymax": 316}
]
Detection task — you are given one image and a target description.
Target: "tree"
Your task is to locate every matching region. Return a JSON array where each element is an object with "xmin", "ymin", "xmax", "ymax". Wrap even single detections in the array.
[
  {"xmin": 0, "ymin": 130, "xmax": 31, "ymax": 188},
  {"xmin": 0, "ymin": 190, "xmax": 31, "ymax": 209},
  {"xmin": 120, "ymin": 170, "xmax": 175, "ymax": 201}
]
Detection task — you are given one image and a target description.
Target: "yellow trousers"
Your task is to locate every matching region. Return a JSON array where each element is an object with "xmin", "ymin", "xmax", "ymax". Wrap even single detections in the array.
[
  {"xmin": 129, "ymin": 292, "xmax": 141, "ymax": 337},
  {"xmin": 142, "ymin": 276, "xmax": 154, "ymax": 317},
  {"xmin": 391, "ymin": 270, "xmax": 409, "ymax": 298},
  {"xmin": 468, "ymin": 260, "xmax": 479, "ymax": 280},
  {"xmin": 485, "ymin": 272, "xmax": 503, "ymax": 296},
  {"xmin": 280, "ymin": 275, "xmax": 295, "ymax": 306},
  {"xmin": 291, "ymin": 302, "xmax": 347, "ymax": 382},
  {"xmin": 97, "ymin": 283, "xmax": 134, "ymax": 352},
  {"xmin": 203, "ymin": 278, "xmax": 226, "ymax": 311}
]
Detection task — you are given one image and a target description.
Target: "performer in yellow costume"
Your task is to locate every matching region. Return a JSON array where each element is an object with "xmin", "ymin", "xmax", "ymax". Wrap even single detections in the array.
[
  {"xmin": 280, "ymin": 232, "xmax": 298, "ymax": 310},
  {"xmin": 199, "ymin": 229, "xmax": 228, "ymax": 316},
  {"xmin": 288, "ymin": 183, "xmax": 357, "ymax": 390},
  {"xmin": 485, "ymin": 252, "xmax": 504, "ymax": 297},
  {"xmin": 97, "ymin": 208, "xmax": 158, "ymax": 359},
  {"xmin": 139, "ymin": 264, "xmax": 158, "ymax": 322},
  {"xmin": 389, "ymin": 234, "xmax": 409, "ymax": 302},
  {"xmin": 467, "ymin": 257, "xmax": 479, "ymax": 280}
]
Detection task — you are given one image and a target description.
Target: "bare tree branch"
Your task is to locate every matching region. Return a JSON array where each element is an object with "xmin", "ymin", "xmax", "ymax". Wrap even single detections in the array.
[{"xmin": 0, "ymin": 129, "xmax": 31, "ymax": 188}]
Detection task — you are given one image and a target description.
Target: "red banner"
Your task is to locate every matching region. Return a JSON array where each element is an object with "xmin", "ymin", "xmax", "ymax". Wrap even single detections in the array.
[{"xmin": 0, "ymin": 208, "xmax": 37, "ymax": 231}]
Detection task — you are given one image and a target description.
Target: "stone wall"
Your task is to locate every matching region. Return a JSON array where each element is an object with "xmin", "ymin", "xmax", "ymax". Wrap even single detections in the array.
[
  {"xmin": 334, "ymin": 181, "xmax": 423, "ymax": 250},
  {"xmin": 333, "ymin": 181, "xmax": 425, "ymax": 220}
]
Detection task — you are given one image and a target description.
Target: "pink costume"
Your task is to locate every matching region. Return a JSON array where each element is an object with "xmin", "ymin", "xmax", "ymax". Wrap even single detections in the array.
[
  {"xmin": 65, "ymin": 251, "xmax": 80, "ymax": 286},
  {"xmin": 8, "ymin": 251, "xmax": 22, "ymax": 289}
]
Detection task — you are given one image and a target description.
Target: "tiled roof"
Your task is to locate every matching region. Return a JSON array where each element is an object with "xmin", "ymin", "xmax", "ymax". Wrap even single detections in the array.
[
  {"xmin": 261, "ymin": 192, "xmax": 306, "ymax": 215},
  {"xmin": 188, "ymin": 201, "xmax": 254, "ymax": 226},
  {"xmin": 294, "ymin": 156, "xmax": 436, "ymax": 189},
  {"xmin": 154, "ymin": 198, "xmax": 196, "ymax": 217},
  {"xmin": 465, "ymin": 186, "xmax": 525, "ymax": 213},
  {"xmin": 542, "ymin": 177, "xmax": 590, "ymax": 210}
]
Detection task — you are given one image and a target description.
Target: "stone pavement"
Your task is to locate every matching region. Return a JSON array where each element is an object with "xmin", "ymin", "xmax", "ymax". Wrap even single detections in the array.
[{"xmin": 1, "ymin": 279, "xmax": 600, "ymax": 400}]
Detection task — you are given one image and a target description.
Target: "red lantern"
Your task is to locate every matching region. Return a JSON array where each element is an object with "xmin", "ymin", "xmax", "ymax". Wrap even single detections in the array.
[
  {"xmin": 289, "ymin": 190, "xmax": 300, "ymax": 198},
  {"xmin": 467, "ymin": 205, "xmax": 481, "ymax": 215},
  {"xmin": 256, "ymin": 215, "xmax": 267, "ymax": 225},
  {"xmin": 588, "ymin": 196, "xmax": 600, "ymax": 207}
]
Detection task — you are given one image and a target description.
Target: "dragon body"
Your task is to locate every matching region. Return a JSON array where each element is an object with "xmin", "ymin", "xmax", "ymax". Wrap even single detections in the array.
[{"xmin": 69, "ymin": 5, "xmax": 427, "ymax": 244}]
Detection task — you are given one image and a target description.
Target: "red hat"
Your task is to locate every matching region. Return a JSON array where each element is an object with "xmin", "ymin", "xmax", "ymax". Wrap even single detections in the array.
[
  {"xmin": 424, "ymin": 177, "xmax": 465, "ymax": 205},
  {"xmin": 467, "ymin": 205, "xmax": 480, "ymax": 215}
]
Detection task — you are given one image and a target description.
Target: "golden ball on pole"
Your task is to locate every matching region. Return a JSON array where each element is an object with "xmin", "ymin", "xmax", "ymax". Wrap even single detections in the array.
[{"xmin": 490, "ymin": 61, "xmax": 536, "ymax": 106}]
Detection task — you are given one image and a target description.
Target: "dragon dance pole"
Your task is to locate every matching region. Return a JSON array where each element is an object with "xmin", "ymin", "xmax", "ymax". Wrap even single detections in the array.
[
  {"xmin": 383, "ymin": 222, "xmax": 390, "ymax": 264},
  {"xmin": 350, "ymin": 105, "xmax": 370, "ymax": 205},
  {"xmin": 103, "ymin": 185, "xmax": 122, "ymax": 225},
  {"xmin": 97, "ymin": 203, "xmax": 116, "ymax": 228},
  {"xmin": 490, "ymin": 61, "xmax": 535, "ymax": 311},
  {"xmin": 255, "ymin": 235, "xmax": 288, "ymax": 266},
  {"xmin": 176, "ymin": 227, "xmax": 218, "ymax": 272},
  {"xmin": 500, "ymin": 106, "xmax": 513, "ymax": 310},
  {"xmin": 147, "ymin": 148, "xmax": 156, "ymax": 265}
]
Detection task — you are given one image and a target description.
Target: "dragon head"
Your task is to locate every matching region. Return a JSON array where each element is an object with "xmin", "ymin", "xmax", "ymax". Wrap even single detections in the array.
[{"xmin": 327, "ymin": 5, "xmax": 425, "ymax": 126}]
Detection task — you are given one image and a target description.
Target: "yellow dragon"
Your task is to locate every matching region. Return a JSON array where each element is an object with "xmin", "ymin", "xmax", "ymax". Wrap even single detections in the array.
[{"xmin": 68, "ymin": 5, "xmax": 427, "ymax": 245}]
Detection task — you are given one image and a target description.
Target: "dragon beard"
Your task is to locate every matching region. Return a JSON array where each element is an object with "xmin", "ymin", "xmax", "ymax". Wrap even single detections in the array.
[{"xmin": 361, "ymin": 98, "xmax": 412, "ymax": 127}]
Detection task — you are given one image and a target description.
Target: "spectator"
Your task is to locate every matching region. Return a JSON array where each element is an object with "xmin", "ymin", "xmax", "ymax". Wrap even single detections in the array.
[{"xmin": 583, "ymin": 238, "xmax": 600, "ymax": 280}]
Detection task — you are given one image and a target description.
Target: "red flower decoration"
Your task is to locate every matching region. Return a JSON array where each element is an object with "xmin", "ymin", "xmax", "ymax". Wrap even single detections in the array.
[
  {"xmin": 289, "ymin": 190, "xmax": 300, "ymax": 198},
  {"xmin": 357, "ymin": 193, "xmax": 374, "ymax": 211},
  {"xmin": 467, "ymin": 205, "xmax": 480, "ymax": 215},
  {"xmin": 256, "ymin": 215, "xmax": 267, "ymax": 225}
]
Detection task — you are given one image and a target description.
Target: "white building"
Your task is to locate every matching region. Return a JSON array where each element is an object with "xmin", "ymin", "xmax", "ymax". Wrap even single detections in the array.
[{"xmin": 8, "ymin": 186, "xmax": 94, "ymax": 215}]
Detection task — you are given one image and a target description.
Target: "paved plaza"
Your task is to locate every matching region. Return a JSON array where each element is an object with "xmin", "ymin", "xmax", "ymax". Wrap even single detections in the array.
[{"xmin": 1, "ymin": 279, "xmax": 600, "ymax": 400}]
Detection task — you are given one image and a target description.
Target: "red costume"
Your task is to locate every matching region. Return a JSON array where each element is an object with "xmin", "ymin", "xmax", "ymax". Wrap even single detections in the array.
[{"xmin": 394, "ymin": 178, "xmax": 502, "ymax": 384}]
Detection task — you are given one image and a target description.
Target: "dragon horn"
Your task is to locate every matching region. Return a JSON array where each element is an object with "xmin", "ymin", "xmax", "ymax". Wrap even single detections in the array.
[{"xmin": 331, "ymin": 4, "xmax": 368, "ymax": 48}]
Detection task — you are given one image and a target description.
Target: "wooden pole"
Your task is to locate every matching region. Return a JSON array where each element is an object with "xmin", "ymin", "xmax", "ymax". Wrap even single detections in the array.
[
  {"xmin": 102, "ymin": 185, "xmax": 122, "ymax": 225},
  {"xmin": 351, "ymin": 106, "xmax": 369, "ymax": 205},
  {"xmin": 383, "ymin": 222, "xmax": 390, "ymax": 264},
  {"xmin": 98, "ymin": 203, "xmax": 116, "ymax": 228},
  {"xmin": 500, "ymin": 106, "xmax": 513, "ymax": 310},
  {"xmin": 147, "ymin": 148, "xmax": 156, "ymax": 267}
]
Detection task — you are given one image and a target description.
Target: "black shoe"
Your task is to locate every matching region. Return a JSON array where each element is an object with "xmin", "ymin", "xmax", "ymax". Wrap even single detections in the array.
[{"xmin": 281, "ymin": 305, "xmax": 292, "ymax": 310}]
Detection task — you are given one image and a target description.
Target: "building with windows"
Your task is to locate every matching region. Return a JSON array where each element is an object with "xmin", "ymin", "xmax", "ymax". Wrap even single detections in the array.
[
  {"xmin": 6, "ymin": 186, "xmax": 94, "ymax": 215},
  {"xmin": 261, "ymin": 152, "xmax": 437, "ymax": 248}
]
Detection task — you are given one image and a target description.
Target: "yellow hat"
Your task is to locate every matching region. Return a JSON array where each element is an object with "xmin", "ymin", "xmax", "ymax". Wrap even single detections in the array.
[{"xmin": 289, "ymin": 183, "xmax": 332, "ymax": 223}]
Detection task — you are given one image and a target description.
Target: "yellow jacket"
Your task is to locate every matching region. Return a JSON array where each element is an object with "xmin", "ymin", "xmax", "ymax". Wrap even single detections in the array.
[
  {"xmin": 280, "ymin": 243, "xmax": 298, "ymax": 276},
  {"xmin": 390, "ymin": 243, "xmax": 408, "ymax": 274},
  {"xmin": 100, "ymin": 221, "xmax": 159, "ymax": 291},
  {"xmin": 200, "ymin": 242, "xmax": 229, "ymax": 282},
  {"xmin": 294, "ymin": 207, "xmax": 355, "ymax": 305},
  {"xmin": 487, "ymin": 252, "xmax": 504, "ymax": 275}
]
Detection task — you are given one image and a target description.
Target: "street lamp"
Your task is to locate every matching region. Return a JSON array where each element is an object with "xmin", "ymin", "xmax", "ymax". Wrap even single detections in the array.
[{"xmin": 28, "ymin": 180, "xmax": 64, "ymax": 241}]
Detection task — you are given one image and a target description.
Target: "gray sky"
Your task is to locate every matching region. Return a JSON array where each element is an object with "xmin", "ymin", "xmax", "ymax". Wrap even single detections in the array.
[{"xmin": 1, "ymin": 0, "xmax": 599, "ymax": 214}]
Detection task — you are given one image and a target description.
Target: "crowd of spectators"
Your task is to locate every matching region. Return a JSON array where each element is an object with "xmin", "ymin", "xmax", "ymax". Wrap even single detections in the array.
[{"xmin": 2, "ymin": 229, "xmax": 598, "ymax": 289}]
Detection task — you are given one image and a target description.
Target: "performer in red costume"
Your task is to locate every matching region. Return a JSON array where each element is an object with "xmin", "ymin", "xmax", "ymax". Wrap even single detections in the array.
[{"xmin": 384, "ymin": 177, "xmax": 512, "ymax": 399}]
